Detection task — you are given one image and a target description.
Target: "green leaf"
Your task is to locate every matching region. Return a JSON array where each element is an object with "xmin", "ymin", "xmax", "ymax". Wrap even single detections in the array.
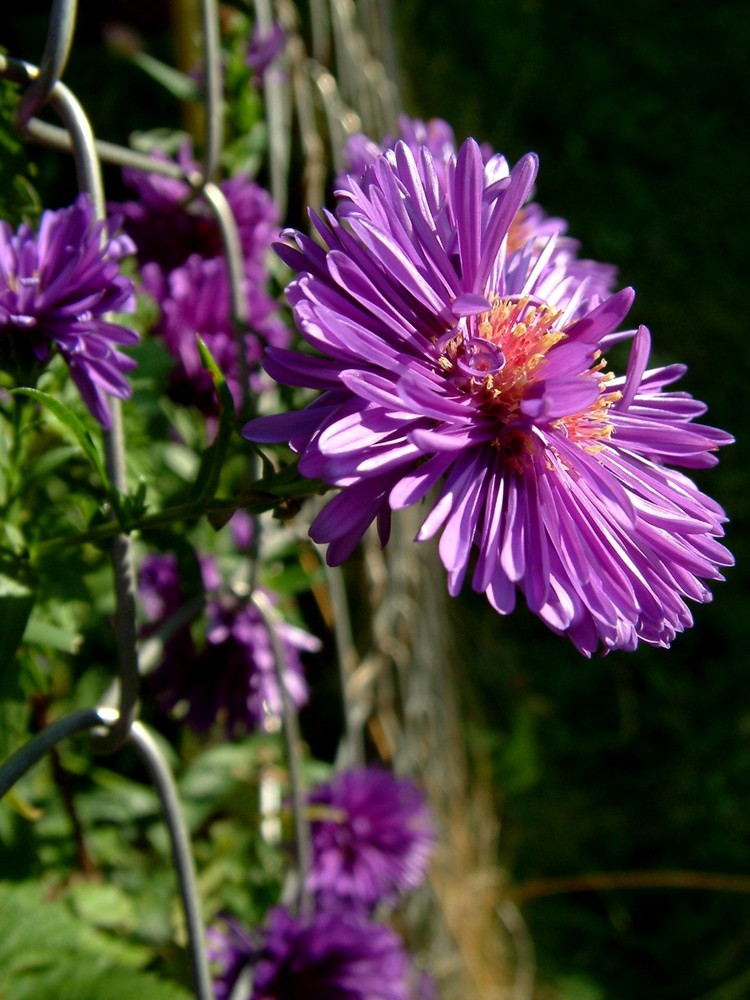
[
  {"xmin": 187, "ymin": 337, "xmax": 236, "ymax": 506},
  {"xmin": 0, "ymin": 562, "xmax": 39, "ymax": 758},
  {"xmin": 130, "ymin": 51, "xmax": 201, "ymax": 102},
  {"xmin": 21, "ymin": 615, "xmax": 82, "ymax": 654},
  {"xmin": 178, "ymin": 738, "xmax": 269, "ymax": 829},
  {"xmin": 0, "ymin": 881, "xmax": 193, "ymax": 1000},
  {"xmin": 10, "ymin": 388, "xmax": 111, "ymax": 491},
  {"xmin": 0, "ymin": 563, "xmax": 35, "ymax": 663}
]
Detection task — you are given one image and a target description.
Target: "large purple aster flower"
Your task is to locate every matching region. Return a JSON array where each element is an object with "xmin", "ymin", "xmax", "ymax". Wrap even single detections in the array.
[
  {"xmin": 251, "ymin": 905, "xmax": 410, "ymax": 1000},
  {"xmin": 306, "ymin": 767, "xmax": 434, "ymax": 908},
  {"xmin": 245, "ymin": 139, "xmax": 733, "ymax": 656},
  {"xmin": 139, "ymin": 553, "xmax": 316, "ymax": 735},
  {"xmin": 0, "ymin": 194, "xmax": 137, "ymax": 427}
]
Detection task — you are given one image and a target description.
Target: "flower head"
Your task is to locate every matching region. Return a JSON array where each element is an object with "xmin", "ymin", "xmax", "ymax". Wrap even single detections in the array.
[
  {"xmin": 143, "ymin": 253, "xmax": 288, "ymax": 413},
  {"xmin": 245, "ymin": 139, "xmax": 733, "ymax": 656},
  {"xmin": 341, "ymin": 117, "xmax": 459, "ymax": 190},
  {"xmin": 251, "ymin": 905, "xmax": 410, "ymax": 1000},
  {"xmin": 307, "ymin": 767, "xmax": 434, "ymax": 908},
  {"xmin": 112, "ymin": 143, "xmax": 279, "ymax": 276},
  {"xmin": 112, "ymin": 144, "xmax": 287, "ymax": 411},
  {"xmin": 0, "ymin": 194, "xmax": 138, "ymax": 426},
  {"xmin": 139, "ymin": 553, "xmax": 316, "ymax": 735}
]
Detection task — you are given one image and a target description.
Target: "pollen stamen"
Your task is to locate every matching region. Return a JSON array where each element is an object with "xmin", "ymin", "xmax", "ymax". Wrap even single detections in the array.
[{"xmin": 438, "ymin": 296, "xmax": 620, "ymax": 458}]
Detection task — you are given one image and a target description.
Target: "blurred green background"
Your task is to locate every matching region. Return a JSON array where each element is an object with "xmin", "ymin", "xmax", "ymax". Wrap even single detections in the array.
[{"xmin": 395, "ymin": 1, "xmax": 750, "ymax": 997}]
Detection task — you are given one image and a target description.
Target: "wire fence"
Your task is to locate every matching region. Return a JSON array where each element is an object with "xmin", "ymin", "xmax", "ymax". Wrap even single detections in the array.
[
  {"xmin": 0, "ymin": 3, "xmax": 527, "ymax": 998},
  {"xmin": 0, "ymin": 2, "xmax": 399, "ymax": 997}
]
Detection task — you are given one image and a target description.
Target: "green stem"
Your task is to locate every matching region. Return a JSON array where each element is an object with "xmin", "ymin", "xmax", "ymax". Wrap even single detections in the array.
[{"xmin": 32, "ymin": 499, "xmax": 207, "ymax": 560}]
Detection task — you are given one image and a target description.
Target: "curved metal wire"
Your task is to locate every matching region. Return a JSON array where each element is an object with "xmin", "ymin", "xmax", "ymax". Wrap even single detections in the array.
[
  {"xmin": 0, "ymin": 708, "xmax": 117, "ymax": 800},
  {"xmin": 127, "ymin": 722, "xmax": 214, "ymax": 1000},
  {"xmin": 200, "ymin": 181, "xmax": 253, "ymax": 417},
  {"xmin": 1, "ymin": 56, "xmax": 104, "ymax": 210},
  {"xmin": 15, "ymin": 0, "xmax": 79, "ymax": 127},
  {"xmin": 199, "ymin": 0, "xmax": 223, "ymax": 185},
  {"xmin": 0, "ymin": 711, "xmax": 213, "ymax": 1000}
]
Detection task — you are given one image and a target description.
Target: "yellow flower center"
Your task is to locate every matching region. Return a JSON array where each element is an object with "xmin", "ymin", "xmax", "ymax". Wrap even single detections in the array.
[{"xmin": 440, "ymin": 296, "xmax": 621, "ymax": 461}]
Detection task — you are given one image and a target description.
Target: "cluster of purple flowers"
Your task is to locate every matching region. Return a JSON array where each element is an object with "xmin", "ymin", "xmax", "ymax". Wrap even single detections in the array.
[
  {"xmin": 208, "ymin": 766, "xmax": 435, "ymax": 999},
  {"xmin": 111, "ymin": 142, "xmax": 288, "ymax": 414},
  {"xmin": 139, "ymin": 550, "xmax": 317, "ymax": 735},
  {"xmin": 0, "ymin": 194, "xmax": 138, "ymax": 427},
  {"xmin": 245, "ymin": 123, "xmax": 733, "ymax": 656}
]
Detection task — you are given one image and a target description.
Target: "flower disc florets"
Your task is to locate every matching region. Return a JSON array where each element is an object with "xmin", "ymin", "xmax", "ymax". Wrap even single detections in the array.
[
  {"xmin": 439, "ymin": 296, "xmax": 621, "ymax": 464},
  {"xmin": 0, "ymin": 194, "xmax": 138, "ymax": 426},
  {"xmin": 245, "ymin": 138, "xmax": 733, "ymax": 656}
]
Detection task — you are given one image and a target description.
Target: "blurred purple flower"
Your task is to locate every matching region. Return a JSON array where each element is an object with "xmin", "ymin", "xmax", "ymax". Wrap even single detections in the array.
[
  {"xmin": 251, "ymin": 905, "xmax": 410, "ymax": 1000},
  {"xmin": 229, "ymin": 508, "xmax": 256, "ymax": 552},
  {"xmin": 247, "ymin": 21, "xmax": 285, "ymax": 86},
  {"xmin": 307, "ymin": 767, "xmax": 434, "ymax": 908},
  {"xmin": 139, "ymin": 553, "xmax": 317, "ymax": 735},
  {"xmin": 111, "ymin": 143, "xmax": 288, "ymax": 411},
  {"xmin": 112, "ymin": 142, "xmax": 279, "ymax": 275},
  {"xmin": 245, "ymin": 138, "xmax": 733, "ymax": 656},
  {"xmin": 0, "ymin": 194, "xmax": 137, "ymax": 427},
  {"xmin": 207, "ymin": 915, "xmax": 255, "ymax": 1000},
  {"xmin": 142, "ymin": 253, "xmax": 288, "ymax": 413}
]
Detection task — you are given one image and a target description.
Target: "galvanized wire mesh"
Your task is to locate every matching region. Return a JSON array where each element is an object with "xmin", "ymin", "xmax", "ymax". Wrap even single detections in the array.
[{"xmin": 0, "ymin": 3, "xmax": 522, "ymax": 997}]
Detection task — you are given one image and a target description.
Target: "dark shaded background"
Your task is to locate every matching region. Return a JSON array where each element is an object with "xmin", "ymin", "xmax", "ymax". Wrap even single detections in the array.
[{"xmin": 394, "ymin": 2, "xmax": 750, "ymax": 997}]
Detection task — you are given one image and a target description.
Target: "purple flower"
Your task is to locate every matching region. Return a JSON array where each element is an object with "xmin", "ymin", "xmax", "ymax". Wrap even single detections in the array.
[
  {"xmin": 341, "ymin": 117, "xmax": 458, "ymax": 189},
  {"xmin": 251, "ymin": 905, "xmax": 410, "ymax": 1000},
  {"xmin": 339, "ymin": 118, "xmax": 616, "ymax": 301},
  {"xmin": 207, "ymin": 916, "xmax": 255, "ymax": 1000},
  {"xmin": 245, "ymin": 139, "xmax": 733, "ymax": 656},
  {"xmin": 247, "ymin": 21, "xmax": 285, "ymax": 86},
  {"xmin": 143, "ymin": 254, "xmax": 288, "ymax": 413},
  {"xmin": 112, "ymin": 143, "xmax": 279, "ymax": 276},
  {"xmin": 0, "ymin": 194, "xmax": 138, "ymax": 427},
  {"xmin": 307, "ymin": 767, "xmax": 434, "ymax": 908},
  {"xmin": 139, "ymin": 553, "xmax": 317, "ymax": 735},
  {"xmin": 111, "ymin": 144, "xmax": 288, "ymax": 411}
]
